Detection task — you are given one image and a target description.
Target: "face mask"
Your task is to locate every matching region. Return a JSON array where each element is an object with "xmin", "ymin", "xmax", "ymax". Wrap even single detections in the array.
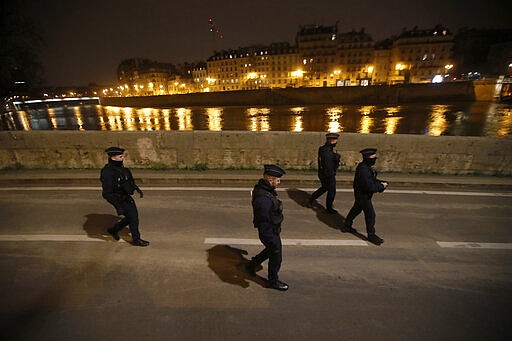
[
  {"xmin": 331, "ymin": 143, "xmax": 337, "ymax": 148},
  {"xmin": 364, "ymin": 157, "xmax": 377, "ymax": 166},
  {"xmin": 109, "ymin": 158, "xmax": 124, "ymax": 167}
]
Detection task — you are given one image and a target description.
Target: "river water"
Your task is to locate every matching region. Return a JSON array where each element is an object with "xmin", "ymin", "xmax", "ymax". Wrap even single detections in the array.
[{"xmin": 7, "ymin": 101, "xmax": 512, "ymax": 137}]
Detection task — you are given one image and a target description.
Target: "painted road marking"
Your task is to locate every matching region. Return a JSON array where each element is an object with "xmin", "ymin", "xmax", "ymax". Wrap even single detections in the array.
[
  {"xmin": 437, "ymin": 241, "xmax": 512, "ymax": 249},
  {"xmin": 1, "ymin": 235, "xmax": 511, "ymax": 250},
  {"xmin": 0, "ymin": 234, "xmax": 126, "ymax": 242},
  {"xmin": 205, "ymin": 238, "xmax": 368, "ymax": 246},
  {"xmin": 0, "ymin": 186, "xmax": 510, "ymax": 197}
]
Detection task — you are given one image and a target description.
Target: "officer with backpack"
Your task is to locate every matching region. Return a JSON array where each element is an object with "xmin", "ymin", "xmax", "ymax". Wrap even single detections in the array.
[
  {"xmin": 246, "ymin": 164, "xmax": 288, "ymax": 291},
  {"xmin": 100, "ymin": 147, "xmax": 150, "ymax": 247}
]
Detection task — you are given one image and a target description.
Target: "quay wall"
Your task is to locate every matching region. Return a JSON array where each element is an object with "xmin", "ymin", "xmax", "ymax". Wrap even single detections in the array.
[
  {"xmin": 99, "ymin": 81, "xmax": 483, "ymax": 107},
  {"xmin": 0, "ymin": 131, "xmax": 510, "ymax": 176}
]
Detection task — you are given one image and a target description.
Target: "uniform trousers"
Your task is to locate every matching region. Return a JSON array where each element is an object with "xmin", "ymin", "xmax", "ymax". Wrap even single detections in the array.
[
  {"xmin": 311, "ymin": 176, "xmax": 336, "ymax": 209},
  {"xmin": 251, "ymin": 224, "xmax": 282, "ymax": 282},
  {"xmin": 345, "ymin": 195, "xmax": 376, "ymax": 235},
  {"xmin": 112, "ymin": 198, "xmax": 141, "ymax": 240}
]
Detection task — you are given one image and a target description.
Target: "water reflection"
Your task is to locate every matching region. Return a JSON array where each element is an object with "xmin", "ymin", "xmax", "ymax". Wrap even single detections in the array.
[
  {"xmin": 326, "ymin": 106, "xmax": 343, "ymax": 133},
  {"xmin": 383, "ymin": 106, "xmax": 402, "ymax": 135},
  {"xmin": 427, "ymin": 105, "xmax": 449, "ymax": 136},
  {"xmin": 6, "ymin": 102, "xmax": 511, "ymax": 137},
  {"xmin": 358, "ymin": 106, "xmax": 376, "ymax": 134},
  {"xmin": 290, "ymin": 107, "xmax": 304, "ymax": 132},
  {"xmin": 483, "ymin": 103, "xmax": 512, "ymax": 137},
  {"xmin": 162, "ymin": 109, "xmax": 172, "ymax": 131},
  {"xmin": 247, "ymin": 107, "xmax": 270, "ymax": 131},
  {"xmin": 48, "ymin": 108, "xmax": 58, "ymax": 129},
  {"xmin": 205, "ymin": 107, "xmax": 223, "ymax": 131},
  {"xmin": 123, "ymin": 107, "xmax": 137, "ymax": 130},
  {"xmin": 176, "ymin": 107, "xmax": 194, "ymax": 130},
  {"xmin": 18, "ymin": 111, "xmax": 31, "ymax": 130},
  {"xmin": 73, "ymin": 106, "xmax": 84, "ymax": 131}
]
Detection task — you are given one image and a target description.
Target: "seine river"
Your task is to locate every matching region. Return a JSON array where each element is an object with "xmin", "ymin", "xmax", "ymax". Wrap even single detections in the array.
[{"xmin": 8, "ymin": 101, "xmax": 512, "ymax": 137}]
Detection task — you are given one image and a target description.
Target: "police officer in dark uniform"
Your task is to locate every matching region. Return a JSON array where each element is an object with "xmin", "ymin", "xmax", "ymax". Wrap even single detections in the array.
[
  {"xmin": 309, "ymin": 132, "xmax": 341, "ymax": 214},
  {"xmin": 342, "ymin": 148, "xmax": 388, "ymax": 245},
  {"xmin": 246, "ymin": 164, "xmax": 288, "ymax": 291},
  {"xmin": 100, "ymin": 147, "xmax": 150, "ymax": 247}
]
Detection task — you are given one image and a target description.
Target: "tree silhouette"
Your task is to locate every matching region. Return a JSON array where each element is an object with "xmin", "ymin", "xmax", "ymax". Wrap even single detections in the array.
[{"xmin": 0, "ymin": 0, "xmax": 44, "ymax": 97}]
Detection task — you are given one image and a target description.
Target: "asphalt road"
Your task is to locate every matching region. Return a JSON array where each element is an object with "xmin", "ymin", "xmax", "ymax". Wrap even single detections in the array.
[{"xmin": 1, "ymin": 186, "xmax": 511, "ymax": 340}]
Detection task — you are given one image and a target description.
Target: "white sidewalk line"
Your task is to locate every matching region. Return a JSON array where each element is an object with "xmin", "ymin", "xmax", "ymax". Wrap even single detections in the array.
[
  {"xmin": 0, "ymin": 234, "xmax": 126, "ymax": 242},
  {"xmin": 204, "ymin": 237, "xmax": 368, "ymax": 246},
  {"xmin": 436, "ymin": 241, "xmax": 512, "ymax": 249}
]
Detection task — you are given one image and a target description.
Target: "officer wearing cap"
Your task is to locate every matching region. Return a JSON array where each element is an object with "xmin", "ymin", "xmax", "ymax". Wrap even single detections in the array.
[
  {"xmin": 309, "ymin": 132, "xmax": 341, "ymax": 214},
  {"xmin": 246, "ymin": 164, "xmax": 289, "ymax": 291},
  {"xmin": 343, "ymin": 148, "xmax": 388, "ymax": 245},
  {"xmin": 100, "ymin": 147, "xmax": 150, "ymax": 247}
]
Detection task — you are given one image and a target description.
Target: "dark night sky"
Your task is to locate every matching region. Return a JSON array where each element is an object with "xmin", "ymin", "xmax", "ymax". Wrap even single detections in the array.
[{"xmin": 19, "ymin": 0, "xmax": 510, "ymax": 86}]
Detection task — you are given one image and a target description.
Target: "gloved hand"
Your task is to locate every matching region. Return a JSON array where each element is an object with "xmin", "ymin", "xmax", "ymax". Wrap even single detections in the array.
[{"xmin": 137, "ymin": 189, "xmax": 144, "ymax": 198}]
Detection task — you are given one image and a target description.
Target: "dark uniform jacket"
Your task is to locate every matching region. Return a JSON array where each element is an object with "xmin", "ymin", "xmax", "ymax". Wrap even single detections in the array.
[
  {"xmin": 318, "ymin": 143, "xmax": 341, "ymax": 179},
  {"xmin": 100, "ymin": 159, "xmax": 139, "ymax": 211},
  {"xmin": 252, "ymin": 179, "xmax": 284, "ymax": 233},
  {"xmin": 353, "ymin": 161, "xmax": 385, "ymax": 199}
]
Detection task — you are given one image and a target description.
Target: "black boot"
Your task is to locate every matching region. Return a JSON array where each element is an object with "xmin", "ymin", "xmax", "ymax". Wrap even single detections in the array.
[
  {"xmin": 368, "ymin": 234, "xmax": 384, "ymax": 245},
  {"xmin": 107, "ymin": 226, "xmax": 120, "ymax": 240},
  {"xmin": 245, "ymin": 260, "xmax": 262, "ymax": 276},
  {"xmin": 132, "ymin": 238, "xmax": 150, "ymax": 247},
  {"xmin": 341, "ymin": 224, "xmax": 356, "ymax": 233},
  {"xmin": 269, "ymin": 280, "xmax": 289, "ymax": 291}
]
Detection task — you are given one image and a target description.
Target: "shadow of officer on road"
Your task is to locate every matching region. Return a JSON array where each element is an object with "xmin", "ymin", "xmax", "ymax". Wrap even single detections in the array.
[
  {"xmin": 206, "ymin": 245, "xmax": 267, "ymax": 288},
  {"xmin": 286, "ymin": 188, "xmax": 367, "ymax": 241},
  {"xmin": 83, "ymin": 213, "xmax": 129, "ymax": 241}
]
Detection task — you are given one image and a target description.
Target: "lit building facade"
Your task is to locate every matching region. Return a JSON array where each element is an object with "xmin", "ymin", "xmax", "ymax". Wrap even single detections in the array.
[
  {"xmin": 113, "ymin": 24, "xmax": 482, "ymax": 96},
  {"xmin": 337, "ymin": 29, "xmax": 375, "ymax": 86},
  {"xmin": 389, "ymin": 25, "xmax": 455, "ymax": 84},
  {"xmin": 117, "ymin": 58, "xmax": 176, "ymax": 96},
  {"xmin": 372, "ymin": 39, "xmax": 393, "ymax": 85},
  {"xmin": 296, "ymin": 24, "xmax": 339, "ymax": 87},
  {"xmin": 206, "ymin": 43, "xmax": 301, "ymax": 92}
]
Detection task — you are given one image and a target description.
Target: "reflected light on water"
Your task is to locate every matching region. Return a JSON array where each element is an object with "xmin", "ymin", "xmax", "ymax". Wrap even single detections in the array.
[
  {"xmin": 383, "ymin": 106, "xmax": 401, "ymax": 134},
  {"xmin": 358, "ymin": 106, "xmax": 375, "ymax": 134},
  {"xmin": 104, "ymin": 106, "xmax": 123, "ymax": 131},
  {"xmin": 73, "ymin": 106, "xmax": 84, "ymax": 131},
  {"xmin": 427, "ymin": 105, "xmax": 449, "ymax": 136},
  {"xmin": 17, "ymin": 111, "xmax": 31, "ymax": 130},
  {"xmin": 497, "ymin": 109, "xmax": 512, "ymax": 136},
  {"xmin": 122, "ymin": 107, "xmax": 136, "ymax": 130},
  {"xmin": 247, "ymin": 107, "xmax": 270, "ymax": 131},
  {"xmin": 206, "ymin": 107, "xmax": 223, "ymax": 131},
  {"xmin": 326, "ymin": 106, "xmax": 343, "ymax": 132},
  {"xmin": 162, "ymin": 109, "xmax": 172, "ymax": 130},
  {"xmin": 47, "ymin": 108, "xmax": 57, "ymax": 129},
  {"xmin": 290, "ymin": 107, "xmax": 304, "ymax": 132},
  {"xmin": 484, "ymin": 104, "xmax": 512, "ymax": 137},
  {"xmin": 176, "ymin": 108, "xmax": 193, "ymax": 130},
  {"xmin": 137, "ymin": 108, "xmax": 158, "ymax": 131}
]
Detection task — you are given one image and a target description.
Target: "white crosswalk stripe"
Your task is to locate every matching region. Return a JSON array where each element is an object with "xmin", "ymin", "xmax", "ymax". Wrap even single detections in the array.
[{"xmin": 436, "ymin": 241, "xmax": 512, "ymax": 249}]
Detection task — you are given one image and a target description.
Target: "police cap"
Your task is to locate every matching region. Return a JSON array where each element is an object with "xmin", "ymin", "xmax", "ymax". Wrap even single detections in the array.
[
  {"xmin": 105, "ymin": 147, "xmax": 125, "ymax": 156},
  {"xmin": 263, "ymin": 164, "xmax": 286, "ymax": 178},
  {"xmin": 325, "ymin": 132, "xmax": 340, "ymax": 140},
  {"xmin": 360, "ymin": 148, "xmax": 377, "ymax": 157}
]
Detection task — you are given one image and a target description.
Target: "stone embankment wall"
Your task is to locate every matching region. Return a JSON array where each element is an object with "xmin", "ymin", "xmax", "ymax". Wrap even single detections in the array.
[
  {"xmin": 100, "ymin": 81, "xmax": 481, "ymax": 107},
  {"xmin": 0, "ymin": 131, "xmax": 510, "ymax": 175}
]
